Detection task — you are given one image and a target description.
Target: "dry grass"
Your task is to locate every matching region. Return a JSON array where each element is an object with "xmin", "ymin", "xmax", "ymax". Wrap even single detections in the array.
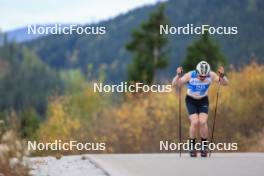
[
  {"xmin": 0, "ymin": 130, "xmax": 30, "ymax": 176},
  {"xmin": 241, "ymin": 129, "xmax": 264, "ymax": 152}
]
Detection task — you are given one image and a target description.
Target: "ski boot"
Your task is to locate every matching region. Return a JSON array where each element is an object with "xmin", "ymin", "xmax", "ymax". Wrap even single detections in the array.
[
  {"xmin": 201, "ymin": 138, "xmax": 208, "ymax": 157},
  {"xmin": 189, "ymin": 139, "xmax": 197, "ymax": 157}
]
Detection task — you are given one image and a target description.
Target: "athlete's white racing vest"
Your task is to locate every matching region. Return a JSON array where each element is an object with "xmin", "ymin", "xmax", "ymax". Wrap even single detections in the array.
[{"xmin": 187, "ymin": 70, "xmax": 212, "ymax": 99}]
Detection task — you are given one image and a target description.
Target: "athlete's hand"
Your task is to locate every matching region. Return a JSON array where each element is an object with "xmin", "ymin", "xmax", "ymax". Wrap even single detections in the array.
[
  {"xmin": 218, "ymin": 66, "xmax": 225, "ymax": 78},
  {"xmin": 176, "ymin": 66, "xmax": 183, "ymax": 76}
]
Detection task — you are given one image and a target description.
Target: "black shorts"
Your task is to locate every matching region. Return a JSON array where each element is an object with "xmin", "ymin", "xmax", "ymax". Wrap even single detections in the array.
[{"xmin": 185, "ymin": 95, "xmax": 209, "ymax": 115}]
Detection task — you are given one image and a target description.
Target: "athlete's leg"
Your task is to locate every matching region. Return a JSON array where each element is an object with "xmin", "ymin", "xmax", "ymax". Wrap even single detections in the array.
[
  {"xmin": 185, "ymin": 96, "xmax": 199, "ymax": 157},
  {"xmin": 198, "ymin": 113, "xmax": 208, "ymax": 138},
  {"xmin": 189, "ymin": 114, "xmax": 199, "ymax": 138},
  {"xmin": 199, "ymin": 112, "xmax": 209, "ymax": 157},
  {"xmin": 189, "ymin": 114, "xmax": 199, "ymax": 157}
]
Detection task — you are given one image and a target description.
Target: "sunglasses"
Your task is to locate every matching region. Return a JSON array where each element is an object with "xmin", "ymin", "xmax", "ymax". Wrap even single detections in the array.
[{"xmin": 199, "ymin": 75, "xmax": 206, "ymax": 79}]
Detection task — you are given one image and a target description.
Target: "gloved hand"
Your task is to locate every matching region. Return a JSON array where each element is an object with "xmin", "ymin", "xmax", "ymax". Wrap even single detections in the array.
[
  {"xmin": 218, "ymin": 66, "xmax": 225, "ymax": 78},
  {"xmin": 176, "ymin": 66, "xmax": 183, "ymax": 76}
]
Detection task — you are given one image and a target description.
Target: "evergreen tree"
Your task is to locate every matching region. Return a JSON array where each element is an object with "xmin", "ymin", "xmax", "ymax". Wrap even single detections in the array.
[
  {"xmin": 182, "ymin": 31, "xmax": 227, "ymax": 72},
  {"xmin": 21, "ymin": 108, "xmax": 40, "ymax": 139},
  {"xmin": 126, "ymin": 4, "xmax": 169, "ymax": 85},
  {"xmin": 0, "ymin": 44, "xmax": 64, "ymax": 115}
]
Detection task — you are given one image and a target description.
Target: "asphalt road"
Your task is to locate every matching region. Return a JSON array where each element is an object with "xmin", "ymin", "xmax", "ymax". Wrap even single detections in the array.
[
  {"xmin": 30, "ymin": 153, "xmax": 264, "ymax": 176},
  {"xmin": 30, "ymin": 155, "xmax": 108, "ymax": 176}
]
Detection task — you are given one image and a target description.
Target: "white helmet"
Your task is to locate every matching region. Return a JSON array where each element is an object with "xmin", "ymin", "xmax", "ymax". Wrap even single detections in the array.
[{"xmin": 196, "ymin": 61, "xmax": 210, "ymax": 76}]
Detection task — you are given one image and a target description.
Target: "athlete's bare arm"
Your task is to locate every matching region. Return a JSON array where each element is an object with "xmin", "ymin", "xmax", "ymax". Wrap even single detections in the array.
[
  {"xmin": 210, "ymin": 71, "xmax": 229, "ymax": 86},
  {"xmin": 172, "ymin": 71, "xmax": 191, "ymax": 87}
]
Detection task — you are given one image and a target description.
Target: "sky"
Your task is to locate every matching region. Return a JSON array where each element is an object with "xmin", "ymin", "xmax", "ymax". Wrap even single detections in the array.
[{"xmin": 0, "ymin": 0, "xmax": 164, "ymax": 32}]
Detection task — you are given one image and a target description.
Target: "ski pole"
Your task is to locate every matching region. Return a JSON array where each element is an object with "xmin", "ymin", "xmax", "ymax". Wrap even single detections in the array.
[
  {"xmin": 209, "ymin": 78, "xmax": 221, "ymax": 157},
  {"xmin": 178, "ymin": 70, "xmax": 183, "ymax": 157},
  {"xmin": 179, "ymin": 86, "xmax": 182, "ymax": 157}
]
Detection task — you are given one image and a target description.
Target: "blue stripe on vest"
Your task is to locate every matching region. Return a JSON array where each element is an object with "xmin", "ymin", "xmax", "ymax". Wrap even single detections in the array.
[{"xmin": 187, "ymin": 70, "xmax": 211, "ymax": 96}]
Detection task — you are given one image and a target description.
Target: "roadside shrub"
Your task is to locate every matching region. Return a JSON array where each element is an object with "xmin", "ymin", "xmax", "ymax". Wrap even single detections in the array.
[{"xmin": 0, "ymin": 127, "xmax": 29, "ymax": 176}]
